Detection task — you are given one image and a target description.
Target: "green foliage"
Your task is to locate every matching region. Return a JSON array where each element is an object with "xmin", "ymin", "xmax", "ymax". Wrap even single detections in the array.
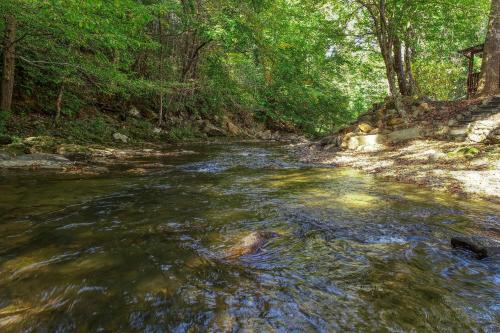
[
  {"xmin": 167, "ymin": 125, "xmax": 202, "ymax": 142},
  {"xmin": 63, "ymin": 118, "xmax": 114, "ymax": 144},
  {"xmin": 0, "ymin": 110, "xmax": 12, "ymax": 135},
  {"xmin": 449, "ymin": 146, "xmax": 481, "ymax": 158},
  {"xmin": 0, "ymin": 0, "xmax": 492, "ymax": 138}
]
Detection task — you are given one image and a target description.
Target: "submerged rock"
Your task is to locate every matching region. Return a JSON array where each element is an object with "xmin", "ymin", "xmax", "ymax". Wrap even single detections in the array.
[
  {"xmin": 225, "ymin": 231, "xmax": 280, "ymax": 259},
  {"xmin": 451, "ymin": 236, "xmax": 500, "ymax": 259}
]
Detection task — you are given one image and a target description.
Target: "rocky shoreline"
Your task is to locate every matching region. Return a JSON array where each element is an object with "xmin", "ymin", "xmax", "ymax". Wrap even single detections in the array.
[
  {"xmin": 294, "ymin": 96, "xmax": 500, "ymax": 201},
  {"xmin": 0, "ymin": 132, "xmax": 307, "ymax": 177}
]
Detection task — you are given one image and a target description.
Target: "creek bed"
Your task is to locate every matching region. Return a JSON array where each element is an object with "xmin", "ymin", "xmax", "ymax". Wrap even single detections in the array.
[{"xmin": 0, "ymin": 143, "xmax": 499, "ymax": 332}]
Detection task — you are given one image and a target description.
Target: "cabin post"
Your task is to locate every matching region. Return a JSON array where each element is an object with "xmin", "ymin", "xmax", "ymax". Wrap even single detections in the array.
[{"xmin": 459, "ymin": 44, "xmax": 485, "ymax": 99}]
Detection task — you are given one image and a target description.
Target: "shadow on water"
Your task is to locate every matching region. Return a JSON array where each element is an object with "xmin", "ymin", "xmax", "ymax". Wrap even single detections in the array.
[{"xmin": 0, "ymin": 142, "xmax": 498, "ymax": 332}]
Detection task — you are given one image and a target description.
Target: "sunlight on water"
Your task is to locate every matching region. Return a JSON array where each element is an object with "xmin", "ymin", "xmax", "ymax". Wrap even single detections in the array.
[{"xmin": 0, "ymin": 143, "xmax": 498, "ymax": 332}]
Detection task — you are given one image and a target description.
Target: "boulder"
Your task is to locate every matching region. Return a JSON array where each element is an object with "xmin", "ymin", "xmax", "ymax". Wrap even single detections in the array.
[
  {"xmin": 449, "ymin": 127, "xmax": 468, "ymax": 136},
  {"xmin": 0, "ymin": 152, "xmax": 11, "ymax": 160},
  {"xmin": 322, "ymin": 135, "xmax": 342, "ymax": 149},
  {"xmin": 223, "ymin": 117, "xmax": 241, "ymax": 136},
  {"xmin": 271, "ymin": 131, "xmax": 281, "ymax": 140},
  {"xmin": 113, "ymin": 132, "xmax": 129, "ymax": 143},
  {"xmin": 258, "ymin": 130, "xmax": 273, "ymax": 140},
  {"xmin": 468, "ymin": 133, "xmax": 487, "ymax": 143},
  {"xmin": 0, "ymin": 153, "xmax": 72, "ymax": 169},
  {"xmin": 347, "ymin": 136, "xmax": 360, "ymax": 150},
  {"xmin": 127, "ymin": 106, "xmax": 141, "ymax": 118},
  {"xmin": 388, "ymin": 127, "xmax": 422, "ymax": 143},
  {"xmin": 56, "ymin": 144, "xmax": 91, "ymax": 160},
  {"xmin": 224, "ymin": 231, "xmax": 280, "ymax": 259},
  {"xmin": 346, "ymin": 134, "xmax": 387, "ymax": 151},
  {"xmin": 451, "ymin": 236, "xmax": 500, "ymax": 259},
  {"xmin": 341, "ymin": 132, "xmax": 356, "ymax": 149},
  {"xmin": 418, "ymin": 102, "xmax": 431, "ymax": 112},
  {"xmin": 387, "ymin": 117, "xmax": 404, "ymax": 126},
  {"xmin": 386, "ymin": 109, "xmax": 398, "ymax": 117},
  {"xmin": 424, "ymin": 149, "xmax": 446, "ymax": 161},
  {"xmin": 358, "ymin": 122, "xmax": 373, "ymax": 133},
  {"xmin": 433, "ymin": 126, "xmax": 450, "ymax": 136},
  {"xmin": 202, "ymin": 121, "xmax": 226, "ymax": 137}
]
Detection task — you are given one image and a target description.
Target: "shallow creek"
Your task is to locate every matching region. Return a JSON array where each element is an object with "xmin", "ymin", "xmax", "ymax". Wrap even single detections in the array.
[{"xmin": 0, "ymin": 143, "xmax": 499, "ymax": 332}]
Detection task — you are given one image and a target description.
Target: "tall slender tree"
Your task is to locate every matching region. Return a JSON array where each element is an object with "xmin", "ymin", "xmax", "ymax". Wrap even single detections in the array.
[{"xmin": 1, "ymin": 14, "xmax": 16, "ymax": 112}]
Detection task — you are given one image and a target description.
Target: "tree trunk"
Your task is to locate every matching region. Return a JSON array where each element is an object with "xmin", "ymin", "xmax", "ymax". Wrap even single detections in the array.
[
  {"xmin": 158, "ymin": 15, "xmax": 164, "ymax": 126},
  {"xmin": 393, "ymin": 37, "xmax": 407, "ymax": 96},
  {"xmin": 377, "ymin": 0, "xmax": 407, "ymax": 121},
  {"xmin": 54, "ymin": 82, "xmax": 64, "ymax": 125},
  {"xmin": 478, "ymin": 0, "xmax": 500, "ymax": 96},
  {"xmin": 404, "ymin": 43, "xmax": 416, "ymax": 96},
  {"xmin": 382, "ymin": 44, "xmax": 406, "ymax": 119},
  {"xmin": 1, "ymin": 15, "xmax": 17, "ymax": 112}
]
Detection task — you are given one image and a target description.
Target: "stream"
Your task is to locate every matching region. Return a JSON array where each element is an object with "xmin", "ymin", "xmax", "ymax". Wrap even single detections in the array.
[{"xmin": 0, "ymin": 143, "xmax": 499, "ymax": 332}]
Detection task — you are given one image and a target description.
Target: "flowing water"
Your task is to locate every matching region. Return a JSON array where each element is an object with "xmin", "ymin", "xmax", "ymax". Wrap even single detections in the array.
[{"xmin": 0, "ymin": 143, "xmax": 499, "ymax": 332}]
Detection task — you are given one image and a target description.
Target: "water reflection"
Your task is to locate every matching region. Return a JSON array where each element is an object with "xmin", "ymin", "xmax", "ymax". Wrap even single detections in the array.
[{"xmin": 0, "ymin": 143, "xmax": 498, "ymax": 332}]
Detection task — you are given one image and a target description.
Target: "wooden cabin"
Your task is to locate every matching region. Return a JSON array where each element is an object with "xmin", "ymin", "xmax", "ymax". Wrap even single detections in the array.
[{"xmin": 459, "ymin": 44, "xmax": 484, "ymax": 98}]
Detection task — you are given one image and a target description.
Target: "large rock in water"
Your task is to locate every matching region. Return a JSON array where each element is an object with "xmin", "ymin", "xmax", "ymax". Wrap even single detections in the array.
[
  {"xmin": 451, "ymin": 236, "xmax": 500, "ymax": 259},
  {"xmin": 225, "ymin": 231, "xmax": 280, "ymax": 259},
  {"xmin": 0, "ymin": 153, "xmax": 72, "ymax": 169}
]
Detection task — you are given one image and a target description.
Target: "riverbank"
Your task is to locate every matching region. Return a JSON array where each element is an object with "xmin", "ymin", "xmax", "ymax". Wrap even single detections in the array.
[
  {"xmin": 295, "ymin": 96, "xmax": 500, "ymax": 201},
  {"xmin": 296, "ymin": 139, "xmax": 499, "ymax": 200},
  {"xmin": 0, "ymin": 106, "xmax": 307, "ymax": 175}
]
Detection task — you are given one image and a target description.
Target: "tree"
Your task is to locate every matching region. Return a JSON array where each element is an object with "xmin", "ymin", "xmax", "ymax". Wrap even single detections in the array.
[
  {"xmin": 478, "ymin": 0, "xmax": 500, "ymax": 96},
  {"xmin": 354, "ymin": 0, "xmax": 408, "ymax": 119},
  {"xmin": 1, "ymin": 14, "xmax": 16, "ymax": 112},
  {"xmin": 0, "ymin": 0, "xmax": 493, "ymax": 137}
]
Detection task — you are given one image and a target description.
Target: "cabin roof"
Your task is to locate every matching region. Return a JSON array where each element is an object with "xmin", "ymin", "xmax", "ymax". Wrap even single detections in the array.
[{"xmin": 459, "ymin": 44, "xmax": 484, "ymax": 57}]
